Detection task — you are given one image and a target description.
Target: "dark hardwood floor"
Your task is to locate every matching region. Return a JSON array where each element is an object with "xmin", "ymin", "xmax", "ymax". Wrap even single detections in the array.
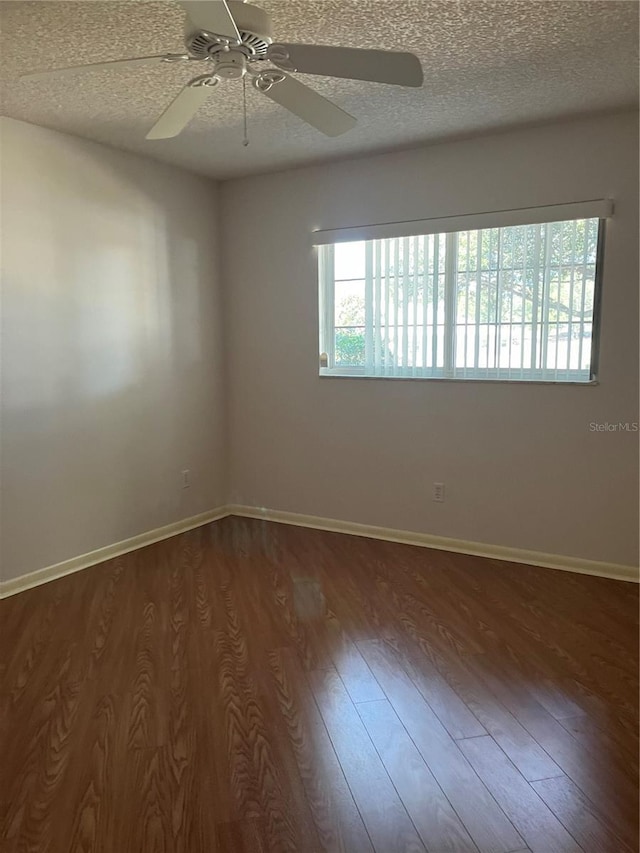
[{"xmin": 1, "ymin": 516, "xmax": 638, "ymax": 852}]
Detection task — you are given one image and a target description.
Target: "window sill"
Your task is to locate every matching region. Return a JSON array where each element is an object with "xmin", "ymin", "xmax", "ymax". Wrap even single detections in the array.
[{"xmin": 319, "ymin": 371, "xmax": 599, "ymax": 386}]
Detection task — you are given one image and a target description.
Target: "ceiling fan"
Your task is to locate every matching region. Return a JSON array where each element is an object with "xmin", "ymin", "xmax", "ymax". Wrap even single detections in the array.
[{"xmin": 20, "ymin": 0, "xmax": 424, "ymax": 139}]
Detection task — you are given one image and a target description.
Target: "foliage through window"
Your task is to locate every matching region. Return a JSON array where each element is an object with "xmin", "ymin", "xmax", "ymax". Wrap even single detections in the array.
[{"xmin": 318, "ymin": 217, "xmax": 603, "ymax": 382}]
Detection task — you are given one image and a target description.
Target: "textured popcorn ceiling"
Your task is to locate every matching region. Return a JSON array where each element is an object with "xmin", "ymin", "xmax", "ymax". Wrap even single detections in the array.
[{"xmin": 1, "ymin": 0, "xmax": 638, "ymax": 178}]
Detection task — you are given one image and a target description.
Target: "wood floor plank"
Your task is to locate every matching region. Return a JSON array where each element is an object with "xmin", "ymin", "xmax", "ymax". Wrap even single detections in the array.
[
  {"xmin": 3, "ymin": 584, "xmax": 67, "ymax": 706},
  {"xmin": 420, "ymin": 647, "xmax": 563, "ymax": 781},
  {"xmin": 5, "ymin": 680, "xmax": 84, "ymax": 853},
  {"xmin": 370, "ymin": 572, "xmax": 596, "ymax": 778},
  {"xmin": 383, "ymin": 633, "xmax": 486, "ymax": 739},
  {"xmin": 213, "ymin": 580, "xmax": 320, "ymax": 850},
  {"xmin": 458, "ymin": 736, "xmax": 581, "ymax": 853},
  {"xmin": 268, "ymin": 648, "xmax": 374, "ymax": 852},
  {"xmin": 264, "ymin": 554, "xmax": 332, "ymax": 671},
  {"xmin": 321, "ymin": 609, "xmax": 386, "ymax": 703},
  {"xmin": 486, "ymin": 555, "xmax": 638, "ymax": 658},
  {"xmin": 263, "ymin": 543, "xmax": 385, "ymax": 701},
  {"xmin": 51, "ymin": 689, "xmax": 125, "ymax": 852},
  {"xmin": 229, "ymin": 553, "xmax": 296, "ymax": 661},
  {"xmin": 441, "ymin": 553, "xmax": 635, "ymax": 726},
  {"xmin": 215, "ymin": 817, "xmax": 268, "ymax": 852},
  {"xmin": 125, "ymin": 603, "xmax": 167, "ymax": 751},
  {"xmin": 370, "ymin": 547, "xmax": 486, "ymax": 659},
  {"xmin": 315, "ymin": 533, "xmax": 399, "ymax": 641},
  {"xmin": 358, "ymin": 640, "xmax": 524, "ymax": 853},
  {"xmin": 467, "ymin": 653, "xmax": 639, "ymax": 849},
  {"xmin": 113, "ymin": 747, "xmax": 174, "ymax": 853},
  {"xmin": 357, "ymin": 699, "xmax": 479, "ymax": 853},
  {"xmin": 422, "ymin": 553, "xmax": 593, "ymax": 720},
  {"xmin": 308, "ymin": 667, "xmax": 426, "ymax": 853},
  {"xmin": 557, "ymin": 712, "xmax": 639, "ymax": 784},
  {"xmin": 531, "ymin": 775, "xmax": 636, "ymax": 853},
  {"xmin": 162, "ymin": 550, "xmax": 218, "ymax": 852},
  {"xmin": 2, "ymin": 516, "xmax": 637, "ymax": 852}
]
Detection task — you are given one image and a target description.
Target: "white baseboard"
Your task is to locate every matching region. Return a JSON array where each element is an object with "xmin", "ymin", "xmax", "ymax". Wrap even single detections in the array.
[
  {"xmin": 227, "ymin": 504, "xmax": 639, "ymax": 584},
  {"xmin": 0, "ymin": 507, "xmax": 230, "ymax": 599},
  {"xmin": 2, "ymin": 503, "xmax": 637, "ymax": 598}
]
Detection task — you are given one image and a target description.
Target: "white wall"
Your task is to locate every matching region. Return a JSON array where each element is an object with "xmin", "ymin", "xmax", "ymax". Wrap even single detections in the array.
[
  {"xmin": 222, "ymin": 111, "xmax": 639, "ymax": 568},
  {"xmin": 1, "ymin": 117, "xmax": 226, "ymax": 581}
]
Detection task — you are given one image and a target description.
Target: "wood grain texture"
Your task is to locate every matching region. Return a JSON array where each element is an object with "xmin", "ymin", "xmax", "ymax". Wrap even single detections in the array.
[
  {"xmin": 267, "ymin": 648, "xmax": 373, "ymax": 853},
  {"xmin": 531, "ymin": 775, "xmax": 637, "ymax": 853},
  {"xmin": 358, "ymin": 639, "xmax": 524, "ymax": 853},
  {"xmin": 308, "ymin": 667, "xmax": 426, "ymax": 852},
  {"xmin": 458, "ymin": 735, "xmax": 582, "ymax": 853},
  {"xmin": 356, "ymin": 699, "xmax": 478, "ymax": 853},
  {"xmin": 1, "ymin": 516, "xmax": 638, "ymax": 852}
]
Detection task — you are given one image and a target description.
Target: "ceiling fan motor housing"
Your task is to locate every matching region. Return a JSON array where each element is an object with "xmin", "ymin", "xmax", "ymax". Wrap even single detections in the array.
[
  {"xmin": 215, "ymin": 52, "xmax": 245, "ymax": 78},
  {"xmin": 185, "ymin": 2, "xmax": 273, "ymax": 59}
]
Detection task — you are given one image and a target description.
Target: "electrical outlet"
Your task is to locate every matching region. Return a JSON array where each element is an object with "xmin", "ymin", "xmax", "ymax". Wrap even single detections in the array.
[
  {"xmin": 182, "ymin": 469, "xmax": 191, "ymax": 489},
  {"xmin": 433, "ymin": 482, "xmax": 445, "ymax": 503}
]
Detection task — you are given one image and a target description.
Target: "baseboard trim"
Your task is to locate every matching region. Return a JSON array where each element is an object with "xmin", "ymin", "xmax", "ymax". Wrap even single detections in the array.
[
  {"xmin": 2, "ymin": 503, "xmax": 636, "ymax": 598},
  {"xmin": 227, "ymin": 504, "xmax": 639, "ymax": 584},
  {"xmin": 0, "ymin": 507, "xmax": 230, "ymax": 599}
]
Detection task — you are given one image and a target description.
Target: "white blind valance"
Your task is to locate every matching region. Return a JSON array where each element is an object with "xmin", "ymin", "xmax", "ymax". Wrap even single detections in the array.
[{"xmin": 311, "ymin": 199, "xmax": 613, "ymax": 246}]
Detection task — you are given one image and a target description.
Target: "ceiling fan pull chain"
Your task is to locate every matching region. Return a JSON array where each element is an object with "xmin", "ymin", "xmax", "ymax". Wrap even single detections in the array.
[{"xmin": 242, "ymin": 76, "xmax": 250, "ymax": 147}]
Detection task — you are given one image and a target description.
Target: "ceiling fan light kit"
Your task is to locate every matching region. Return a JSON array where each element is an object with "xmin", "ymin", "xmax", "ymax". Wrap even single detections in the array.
[{"xmin": 20, "ymin": 0, "xmax": 424, "ymax": 141}]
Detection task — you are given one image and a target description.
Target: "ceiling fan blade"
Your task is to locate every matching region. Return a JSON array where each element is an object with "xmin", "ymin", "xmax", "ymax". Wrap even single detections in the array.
[
  {"xmin": 258, "ymin": 74, "xmax": 356, "ymax": 137},
  {"xmin": 267, "ymin": 44, "xmax": 424, "ymax": 88},
  {"xmin": 146, "ymin": 82, "xmax": 216, "ymax": 139},
  {"xmin": 20, "ymin": 54, "xmax": 185, "ymax": 81},
  {"xmin": 178, "ymin": 1, "xmax": 240, "ymax": 43}
]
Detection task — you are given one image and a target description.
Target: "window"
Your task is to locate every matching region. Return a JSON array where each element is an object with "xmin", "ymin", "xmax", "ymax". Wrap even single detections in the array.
[{"xmin": 318, "ymin": 211, "xmax": 605, "ymax": 383}]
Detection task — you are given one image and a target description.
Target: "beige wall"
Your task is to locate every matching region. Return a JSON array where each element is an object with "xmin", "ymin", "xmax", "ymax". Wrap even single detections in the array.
[
  {"xmin": 1, "ymin": 117, "xmax": 226, "ymax": 581},
  {"xmin": 222, "ymin": 111, "xmax": 639, "ymax": 568},
  {"xmin": 2, "ymin": 112, "xmax": 637, "ymax": 582}
]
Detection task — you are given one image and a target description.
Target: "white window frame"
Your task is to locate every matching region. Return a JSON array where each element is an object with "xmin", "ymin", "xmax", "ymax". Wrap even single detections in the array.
[{"xmin": 316, "ymin": 200, "xmax": 611, "ymax": 384}]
